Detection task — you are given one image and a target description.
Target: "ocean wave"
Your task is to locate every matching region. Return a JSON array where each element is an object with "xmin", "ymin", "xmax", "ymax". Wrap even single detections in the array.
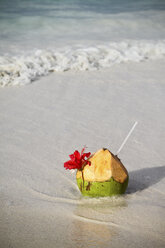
[{"xmin": 0, "ymin": 40, "xmax": 165, "ymax": 87}]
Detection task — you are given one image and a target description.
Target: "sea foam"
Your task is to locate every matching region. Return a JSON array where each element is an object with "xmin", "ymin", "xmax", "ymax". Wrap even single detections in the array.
[{"xmin": 0, "ymin": 40, "xmax": 165, "ymax": 87}]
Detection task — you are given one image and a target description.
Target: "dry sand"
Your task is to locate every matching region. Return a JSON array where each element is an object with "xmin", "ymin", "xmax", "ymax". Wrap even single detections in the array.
[{"xmin": 0, "ymin": 59, "xmax": 165, "ymax": 248}]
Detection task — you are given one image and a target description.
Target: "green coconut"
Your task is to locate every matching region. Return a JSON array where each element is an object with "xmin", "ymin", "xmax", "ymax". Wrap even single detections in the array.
[{"xmin": 76, "ymin": 148, "xmax": 129, "ymax": 197}]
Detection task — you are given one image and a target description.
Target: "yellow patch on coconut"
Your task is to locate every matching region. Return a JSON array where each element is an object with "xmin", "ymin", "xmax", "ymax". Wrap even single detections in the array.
[{"xmin": 76, "ymin": 148, "xmax": 128, "ymax": 183}]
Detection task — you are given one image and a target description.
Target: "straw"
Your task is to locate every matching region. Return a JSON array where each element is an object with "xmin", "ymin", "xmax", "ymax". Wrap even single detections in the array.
[
  {"xmin": 69, "ymin": 121, "xmax": 138, "ymax": 175},
  {"xmin": 116, "ymin": 121, "xmax": 138, "ymax": 156}
]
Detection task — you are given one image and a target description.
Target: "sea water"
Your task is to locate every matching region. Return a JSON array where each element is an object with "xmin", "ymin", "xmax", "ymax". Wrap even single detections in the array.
[{"xmin": 0, "ymin": 0, "xmax": 165, "ymax": 86}]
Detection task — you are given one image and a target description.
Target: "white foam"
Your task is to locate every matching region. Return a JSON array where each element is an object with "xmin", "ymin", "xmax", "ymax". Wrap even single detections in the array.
[{"xmin": 1, "ymin": 40, "xmax": 165, "ymax": 87}]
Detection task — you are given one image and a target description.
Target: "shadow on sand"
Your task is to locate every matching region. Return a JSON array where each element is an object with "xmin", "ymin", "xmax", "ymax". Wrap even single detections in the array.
[{"xmin": 126, "ymin": 165, "xmax": 165, "ymax": 194}]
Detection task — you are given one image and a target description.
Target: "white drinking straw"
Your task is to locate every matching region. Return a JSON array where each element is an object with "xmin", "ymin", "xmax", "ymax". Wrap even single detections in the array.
[{"xmin": 116, "ymin": 121, "xmax": 138, "ymax": 156}]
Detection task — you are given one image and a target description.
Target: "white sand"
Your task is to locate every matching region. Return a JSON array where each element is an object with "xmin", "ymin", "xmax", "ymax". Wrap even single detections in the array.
[{"xmin": 0, "ymin": 59, "xmax": 165, "ymax": 248}]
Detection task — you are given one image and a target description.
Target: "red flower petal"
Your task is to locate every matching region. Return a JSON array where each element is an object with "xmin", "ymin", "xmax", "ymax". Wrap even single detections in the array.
[
  {"xmin": 82, "ymin": 152, "xmax": 91, "ymax": 159},
  {"xmin": 74, "ymin": 150, "xmax": 81, "ymax": 159},
  {"xmin": 64, "ymin": 160, "xmax": 77, "ymax": 170},
  {"xmin": 69, "ymin": 154, "xmax": 75, "ymax": 161}
]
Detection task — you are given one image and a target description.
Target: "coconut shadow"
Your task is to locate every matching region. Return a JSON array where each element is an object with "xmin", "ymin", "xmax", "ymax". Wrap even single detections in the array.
[{"xmin": 126, "ymin": 165, "xmax": 165, "ymax": 194}]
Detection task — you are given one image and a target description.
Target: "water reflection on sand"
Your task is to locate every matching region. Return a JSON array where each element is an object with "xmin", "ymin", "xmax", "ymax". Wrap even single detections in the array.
[{"xmin": 69, "ymin": 196, "xmax": 128, "ymax": 248}]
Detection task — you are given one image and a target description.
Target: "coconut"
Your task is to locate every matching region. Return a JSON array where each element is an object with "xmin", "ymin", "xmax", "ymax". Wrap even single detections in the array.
[{"xmin": 76, "ymin": 148, "xmax": 129, "ymax": 197}]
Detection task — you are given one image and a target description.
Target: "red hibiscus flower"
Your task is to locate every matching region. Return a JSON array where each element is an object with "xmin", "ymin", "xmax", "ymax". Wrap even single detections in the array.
[{"xmin": 64, "ymin": 147, "xmax": 91, "ymax": 170}]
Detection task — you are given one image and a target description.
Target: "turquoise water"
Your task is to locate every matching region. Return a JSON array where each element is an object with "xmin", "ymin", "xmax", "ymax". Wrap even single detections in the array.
[
  {"xmin": 0, "ymin": 0, "xmax": 165, "ymax": 52},
  {"xmin": 0, "ymin": 0, "xmax": 165, "ymax": 86}
]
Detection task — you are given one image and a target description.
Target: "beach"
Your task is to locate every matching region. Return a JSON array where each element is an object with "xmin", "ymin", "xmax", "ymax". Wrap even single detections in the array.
[
  {"xmin": 0, "ymin": 0, "xmax": 165, "ymax": 247},
  {"xmin": 0, "ymin": 59, "xmax": 165, "ymax": 248}
]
